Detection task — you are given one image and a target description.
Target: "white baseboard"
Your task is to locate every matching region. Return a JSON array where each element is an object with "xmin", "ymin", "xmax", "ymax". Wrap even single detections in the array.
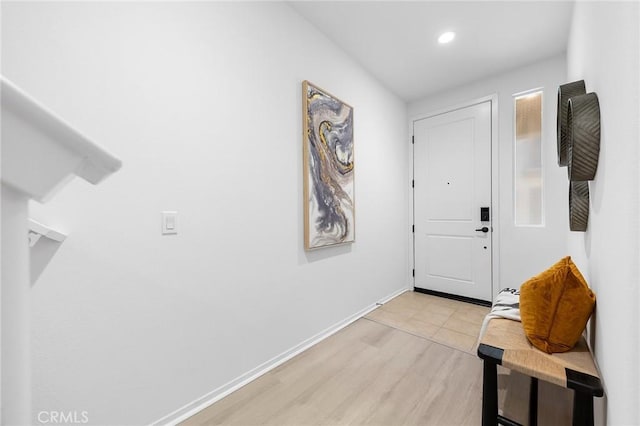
[{"xmin": 152, "ymin": 287, "xmax": 407, "ymax": 426}]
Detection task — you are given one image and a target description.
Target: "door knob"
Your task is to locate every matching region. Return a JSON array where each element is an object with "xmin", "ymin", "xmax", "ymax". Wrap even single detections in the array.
[{"xmin": 475, "ymin": 227, "xmax": 489, "ymax": 233}]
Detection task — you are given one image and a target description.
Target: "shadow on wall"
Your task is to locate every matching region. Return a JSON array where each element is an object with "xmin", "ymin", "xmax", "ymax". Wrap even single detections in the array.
[
  {"xmin": 583, "ymin": 133, "xmax": 606, "ymax": 258},
  {"xmin": 302, "ymin": 243, "xmax": 352, "ymax": 264},
  {"xmin": 579, "ymin": 151, "xmax": 602, "ymax": 258},
  {"xmin": 30, "ymin": 237, "xmax": 64, "ymax": 285},
  {"xmin": 587, "ymin": 284, "xmax": 606, "ymax": 426}
]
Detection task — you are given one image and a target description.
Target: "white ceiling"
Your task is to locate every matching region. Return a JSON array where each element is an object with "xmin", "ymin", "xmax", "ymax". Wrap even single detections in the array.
[{"xmin": 289, "ymin": 1, "xmax": 575, "ymax": 102}]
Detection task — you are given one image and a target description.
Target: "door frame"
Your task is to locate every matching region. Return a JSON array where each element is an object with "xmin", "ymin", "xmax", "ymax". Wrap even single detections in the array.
[{"xmin": 410, "ymin": 94, "xmax": 500, "ymax": 301}]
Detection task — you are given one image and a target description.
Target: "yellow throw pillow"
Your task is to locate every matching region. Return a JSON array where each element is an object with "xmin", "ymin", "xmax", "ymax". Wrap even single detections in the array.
[{"xmin": 520, "ymin": 256, "xmax": 596, "ymax": 353}]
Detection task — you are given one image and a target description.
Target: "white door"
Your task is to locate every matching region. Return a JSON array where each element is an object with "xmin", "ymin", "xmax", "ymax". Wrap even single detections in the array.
[{"xmin": 413, "ymin": 101, "xmax": 492, "ymax": 302}]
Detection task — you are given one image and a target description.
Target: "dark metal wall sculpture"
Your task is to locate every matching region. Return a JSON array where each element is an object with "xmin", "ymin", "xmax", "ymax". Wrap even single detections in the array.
[
  {"xmin": 557, "ymin": 80, "xmax": 586, "ymax": 166},
  {"xmin": 556, "ymin": 81, "xmax": 601, "ymax": 232},
  {"xmin": 569, "ymin": 181, "xmax": 590, "ymax": 232},
  {"xmin": 567, "ymin": 93, "xmax": 601, "ymax": 181}
]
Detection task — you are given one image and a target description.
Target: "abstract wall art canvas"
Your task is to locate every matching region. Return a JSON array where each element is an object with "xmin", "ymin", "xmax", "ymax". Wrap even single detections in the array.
[{"xmin": 302, "ymin": 81, "xmax": 355, "ymax": 250}]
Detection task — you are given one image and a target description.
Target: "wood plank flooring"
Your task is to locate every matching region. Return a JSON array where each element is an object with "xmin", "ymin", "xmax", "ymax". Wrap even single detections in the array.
[{"xmin": 182, "ymin": 291, "xmax": 572, "ymax": 426}]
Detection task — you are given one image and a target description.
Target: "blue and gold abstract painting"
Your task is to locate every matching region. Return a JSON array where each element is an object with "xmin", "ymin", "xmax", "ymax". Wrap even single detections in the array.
[{"xmin": 303, "ymin": 81, "xmax": 354, "ymax": 250}]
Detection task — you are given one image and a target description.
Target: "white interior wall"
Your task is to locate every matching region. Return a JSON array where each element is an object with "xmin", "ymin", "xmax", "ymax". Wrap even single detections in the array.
[
  {"xmin": 1, "ymin": 2, "xmax": 409, "ymax": 424},
  {"xmin": 409, "ymin": 55, "xmax": 568, "ymax": 292},
  {"xmin": 566, "ymin": 2, "xmax": 640, "ymax": 425}
]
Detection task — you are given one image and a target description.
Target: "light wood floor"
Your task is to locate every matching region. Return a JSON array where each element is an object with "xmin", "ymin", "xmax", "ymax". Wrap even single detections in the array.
[{"xmin": 182, "ymin": 291, "xmax": 572, "ymax": 426}]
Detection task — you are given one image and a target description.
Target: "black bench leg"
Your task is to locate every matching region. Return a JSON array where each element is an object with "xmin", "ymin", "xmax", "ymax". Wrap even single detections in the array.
[
  {"xmin": 572, "ymin": 391, "xmax": 594, "ymax": 426},
  {"xmin": 482, "ymin": 360, "xmax": 498, "ymax": 426},
  {"xmin": 529, "ymin": 377, "xmax": 538, "ymax": 426}
]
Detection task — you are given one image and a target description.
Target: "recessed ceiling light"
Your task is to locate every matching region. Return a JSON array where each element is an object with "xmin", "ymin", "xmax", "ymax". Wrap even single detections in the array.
[{"xmin": 438, "ymin": 31, "xmax": 456, "ymax": 44}]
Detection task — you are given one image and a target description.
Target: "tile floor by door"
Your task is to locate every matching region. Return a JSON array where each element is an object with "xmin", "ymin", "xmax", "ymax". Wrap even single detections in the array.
[
  {"xmin": 365, "ymin": 291, "xmax": 489, "ymax": 354},
  {"xmin": 182, "ymin": 291, "xmax": 572, "ymax": 426}
]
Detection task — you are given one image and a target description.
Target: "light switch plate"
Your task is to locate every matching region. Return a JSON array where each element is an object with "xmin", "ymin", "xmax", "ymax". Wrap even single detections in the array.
[{"xmin": 162, "ymin": 211, "xmax": 178, "ymax": 235}]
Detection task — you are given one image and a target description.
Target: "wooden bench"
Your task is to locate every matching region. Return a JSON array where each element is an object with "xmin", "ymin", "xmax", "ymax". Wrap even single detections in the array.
[{"xmin": 477, "ymin": 318, "xmax": 603, "ymax": 426}]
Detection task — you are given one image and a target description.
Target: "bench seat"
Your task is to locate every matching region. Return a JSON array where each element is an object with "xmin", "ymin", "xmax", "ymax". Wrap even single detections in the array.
[{"xmin": 477, "ymin": 318, "xmax": 603, "ymax": 426}]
